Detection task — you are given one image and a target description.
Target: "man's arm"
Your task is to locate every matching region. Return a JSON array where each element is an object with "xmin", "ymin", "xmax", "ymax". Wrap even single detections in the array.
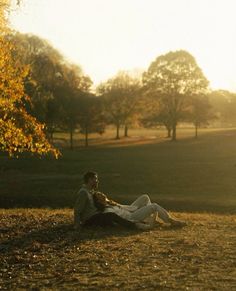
[{"xmin": 74, "ymin": 190, "xmax": 88, "ymax": 228}]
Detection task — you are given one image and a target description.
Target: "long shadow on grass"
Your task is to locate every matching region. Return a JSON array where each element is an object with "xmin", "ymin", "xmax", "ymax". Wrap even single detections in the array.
[{"xmin": 0, "ymin": 223, "xmax": 144, "ymax": 253}]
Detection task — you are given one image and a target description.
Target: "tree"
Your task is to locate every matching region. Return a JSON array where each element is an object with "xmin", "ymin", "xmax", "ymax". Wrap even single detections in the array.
[
  {"xmin": 97, "ymin": 71, "xmax": 141, "ymax": 139},
  {"xmin": 143, "ymin": 50, "xmax": 209, "ymax": 141},
  {"xmin": 140, "ymin": 93, "xmax": 174, "ymax": 138},
  {"xmin": 7, "ymin": 32, "xmax": 64, "ymax": 68},
  {"xmin": 77, "ymin": 94, "xmax": 106, "ymax": 147},
  {"xmin": 7, "ymin": 33, "xmax": 66, "ymax": 140},
  {"xmin": 142, "ymin": 108, "xmax": 173, "ymax": 138},
  {"xmin": 226, "ymin": 93, "xmax": 236, "ymax": 126},
  {"xmin": 209, "ymin": 90, "xmax": 236, "ymax": 127},
  {"xmin": 188, "ymin": 94, "xmax": 214, "ymax": 138},
  {"xmin": 55, "ymin": 64, "xmax": 92, "ymax": 149},
  {"xmin": 0, "ymin": 1, "xmax": 59, "ymax": 157},
  {"xmin": 7, "ymin": 32, "xmax": 94, "ymax": 147}
]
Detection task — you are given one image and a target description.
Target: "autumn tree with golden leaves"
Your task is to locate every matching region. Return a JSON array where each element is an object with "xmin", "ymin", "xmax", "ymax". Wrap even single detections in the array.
[{"xmin": 0, "ymin": 0, "xmax": 59, "ymax": 157}]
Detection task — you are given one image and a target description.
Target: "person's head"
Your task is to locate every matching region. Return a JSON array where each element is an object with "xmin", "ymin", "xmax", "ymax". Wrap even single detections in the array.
[{"xmin": 83, "ymin": 171, "xmax": 99, "ymax": 189}]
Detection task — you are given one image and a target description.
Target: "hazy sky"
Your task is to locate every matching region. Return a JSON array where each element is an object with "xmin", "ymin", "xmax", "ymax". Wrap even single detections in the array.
[{"xmin": 10, "ymin": 0, "xmax": 236, "ymax": 91}]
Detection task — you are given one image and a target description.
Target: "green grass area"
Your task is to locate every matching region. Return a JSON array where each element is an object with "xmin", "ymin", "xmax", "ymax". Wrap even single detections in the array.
[{"xmin": 1, "ymin": 127, "xmax": 236, "ymax": 212}]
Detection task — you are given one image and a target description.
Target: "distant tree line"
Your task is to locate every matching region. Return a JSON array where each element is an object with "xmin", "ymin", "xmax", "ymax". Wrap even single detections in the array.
[
  {"xmin": 2, "ymin": 28, "xmax": 236, "ymax": 153},
  {"xmin": 6, "ymin": 32, "xmax": 105, "ymax": 148}
]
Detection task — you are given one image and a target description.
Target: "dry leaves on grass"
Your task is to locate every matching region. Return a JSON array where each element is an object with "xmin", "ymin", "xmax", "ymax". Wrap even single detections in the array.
[{"xmin": 0, "ymin": 209, "xmax": 236, "ymax": 290}]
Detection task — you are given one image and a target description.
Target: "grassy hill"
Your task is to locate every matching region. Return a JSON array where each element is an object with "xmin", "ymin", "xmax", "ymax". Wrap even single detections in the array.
[
  {"xmin": 1, "ymin": 128, "xmax": 236, "ymax": 212},
  {"xmin": 0, "ymin": 209, "xmax": 235, "ymax": 289},
  {"xmin": 1, "ymin": 128, "xmax": 236, "ymax": 289}
]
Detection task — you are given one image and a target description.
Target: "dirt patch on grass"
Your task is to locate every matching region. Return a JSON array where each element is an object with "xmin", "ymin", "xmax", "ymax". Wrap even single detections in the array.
[{"xmin": 0, "ymin": 209, "xmax": 236, "ymax": 290}]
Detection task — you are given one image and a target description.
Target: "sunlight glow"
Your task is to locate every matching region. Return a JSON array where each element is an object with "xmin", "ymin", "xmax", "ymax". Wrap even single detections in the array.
[{"xmin": 10, "ymin": 0, "xmax": 236, "ymax": 90}]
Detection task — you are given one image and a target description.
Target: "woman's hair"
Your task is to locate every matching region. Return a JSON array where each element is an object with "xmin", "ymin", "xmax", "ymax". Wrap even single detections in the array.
[
  {"xmin": 92, "ymin": 191, "xmax": 107, "ymax": 212},
  {"xmin": 83, "ymin": 171, "xmax": 97, "ymax": 183},
  {"xmin": 92, "ymin": 191, "xmax": 118, "ymax": 212}
]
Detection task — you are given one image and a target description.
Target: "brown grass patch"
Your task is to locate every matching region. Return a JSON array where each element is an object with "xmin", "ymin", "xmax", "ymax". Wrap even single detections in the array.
[{"xmin": 0, "ymin": 209, "xmax": 236, "ymax": 290}]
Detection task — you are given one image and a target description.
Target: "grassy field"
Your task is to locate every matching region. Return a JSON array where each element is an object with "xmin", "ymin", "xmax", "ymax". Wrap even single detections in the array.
[
  {"xmin": 1, "ymin": 127, "xmax": 236, "ymax": 212},
  {"xmin": 1, "ymin": 128, "xmax": 236, "ymax": 289},
  {"xmin": 0, "ymin": 209, "xmax": 236, "ymax": 290}
]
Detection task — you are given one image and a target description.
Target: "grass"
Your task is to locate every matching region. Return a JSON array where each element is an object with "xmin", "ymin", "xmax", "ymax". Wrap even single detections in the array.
[
  {"xmin": 1, "ymin": 127, "xmax": 236, "ymax": 212},
  {"xmin": 0, "ymin": 209, "xmax": 236, "ymax": 290},
  {"xmin": 1, "ymin": 127, "xmax": 236, "ymax": 289}
]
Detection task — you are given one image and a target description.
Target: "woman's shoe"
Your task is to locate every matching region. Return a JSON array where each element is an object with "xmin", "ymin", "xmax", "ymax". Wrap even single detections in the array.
[
  {"xmin": 135, "ymin": 222, "xmax": 152, "ymax": 230},
  {"xmin": 169, "ymin": 218, "xmax": 187, "ymax": 227}
]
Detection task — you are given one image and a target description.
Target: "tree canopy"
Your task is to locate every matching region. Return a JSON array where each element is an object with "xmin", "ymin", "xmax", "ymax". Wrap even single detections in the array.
[
  {"xmin": 0, "ymin": 0, "xmax": 59, "ymax": 157},
  {"xmin": 143, "ymin": 50, "xmax": 209, "ymax": 140},
  {"xmin": 98, "ymin": 71, "xmax": 141, "ymax": 139},
  {"xmin": 5, "ymin": 30, "xmax": 94, "ymax": 149}
]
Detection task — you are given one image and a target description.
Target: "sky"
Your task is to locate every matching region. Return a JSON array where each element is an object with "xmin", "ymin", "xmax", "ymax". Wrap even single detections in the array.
[{"xmin": 10, "ymin": 0, "xmax": 236, "ymax": 91}]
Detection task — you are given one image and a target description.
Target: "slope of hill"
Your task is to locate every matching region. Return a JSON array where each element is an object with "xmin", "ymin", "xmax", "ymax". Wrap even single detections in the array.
[{"xmin": 1, "ymin": 128, "xmax": 236, "ymax": 213}]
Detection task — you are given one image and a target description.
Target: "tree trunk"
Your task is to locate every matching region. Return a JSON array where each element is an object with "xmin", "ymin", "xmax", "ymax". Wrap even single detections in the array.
[
  {"xmin": 195, "ymin": 123, "xmax": 198, "ymax": 138},
  {"xmin": 70, "ymin": 126, "xmax": 73, "ymax": 149},
  {"xmin": 116, "ymin": 122, "xmax": 120, "ymax": 139},
  {"xmin": 166, "ymin": 126, "xmax": 172, "ymax": 138},
  {"xmin": 85, "ymin": 126, "xmax": 89, "ymax": 147},
  {"xmin": 172, "ymin": 124, "xmax": 177, "ymax": 141},
  {"xmin": 124, "ymin": 125, "xmax": 128, "ymax": 137}
]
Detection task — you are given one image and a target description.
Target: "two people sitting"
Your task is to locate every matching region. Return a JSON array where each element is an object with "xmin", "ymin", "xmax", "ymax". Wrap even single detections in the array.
[{"xmin": 74, "ymin": 171, "xmax": 186, "ymax": 231}]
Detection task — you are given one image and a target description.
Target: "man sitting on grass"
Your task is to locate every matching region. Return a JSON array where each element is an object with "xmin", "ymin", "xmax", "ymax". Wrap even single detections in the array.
[
  {"xmin": 74, "ymin": 171, "xmax": 186, "ymax": 231},
  {"xmin": 74, "ymin": 171, "xmax": 138, "ymax": 230}
]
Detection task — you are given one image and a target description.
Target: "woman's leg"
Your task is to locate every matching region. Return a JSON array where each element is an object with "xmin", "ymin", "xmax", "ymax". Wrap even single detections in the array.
[
  {"xmin": 130, "ymin": 203, "xmax": 171, "ymax": 223},
  {"xmin": 130, "ymin": 194, "xmax": 152, "ymax": 209}
]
